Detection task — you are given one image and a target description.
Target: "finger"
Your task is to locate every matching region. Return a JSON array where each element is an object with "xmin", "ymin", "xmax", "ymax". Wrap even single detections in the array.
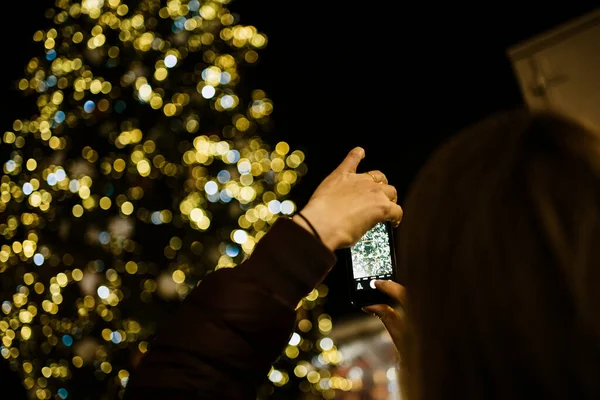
[
  {"xmin": 386, "ymin": 203, "xmax": 403, "ymax": 227},
  {"xmin": 374, "ymin": 280, "xmax": 406, "ymax": 304},
  {"xmin": 366, "ymin": 170, "xmax": 388, "ymax": 184},
  {"xmin": 362, "ymin": 304, "xmax": 405, "ymax": 346},
  {"xmin": 335, "ymin": 147, "xmax": 365, "ymax": 173},
  {"xmin": 379, "ymin": 183, "xmax": 398, "ymax": 203}
]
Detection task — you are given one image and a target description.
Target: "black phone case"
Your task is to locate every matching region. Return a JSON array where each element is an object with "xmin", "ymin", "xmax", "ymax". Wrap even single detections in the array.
[{"xmin": 345, "ymin": 221, "xmax": 398, "ymax": 308}]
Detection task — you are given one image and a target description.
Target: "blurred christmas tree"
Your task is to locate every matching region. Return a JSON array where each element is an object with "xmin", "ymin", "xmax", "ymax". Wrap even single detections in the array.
[{"xmin": 0, "ymin": 1, "xmax": 352, "ymax": 399}]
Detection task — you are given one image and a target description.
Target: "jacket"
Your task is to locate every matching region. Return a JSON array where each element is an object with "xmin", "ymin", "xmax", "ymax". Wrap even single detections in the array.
[{"xmin": 124, "ymin": 217, "xmax": 336, "ymax": 399}]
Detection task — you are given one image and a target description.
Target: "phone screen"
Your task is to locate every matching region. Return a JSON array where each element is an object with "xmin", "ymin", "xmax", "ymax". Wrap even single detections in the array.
[{"xmin": 348, "ymin": 222, "xmax": 396, "ymax": 305}]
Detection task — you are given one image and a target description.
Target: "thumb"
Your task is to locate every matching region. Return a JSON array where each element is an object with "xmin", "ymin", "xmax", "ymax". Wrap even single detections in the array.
[
  {"xmin": 362, "ymin": 304, "xmax": 405, "ymax": 347},
  {"xmin": 335, "ymin": 147, "xmax": 365, "ymax": 173}
]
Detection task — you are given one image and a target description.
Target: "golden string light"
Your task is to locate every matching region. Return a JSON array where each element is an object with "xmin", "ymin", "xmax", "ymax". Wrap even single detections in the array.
[{"xmin": 0, "ymin": 1, "xmax": 345, "ymax": 399}]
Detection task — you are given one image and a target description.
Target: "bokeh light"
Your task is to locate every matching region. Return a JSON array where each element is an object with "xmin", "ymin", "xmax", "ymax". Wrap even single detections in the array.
[{"xmin": 0, "ymin": 1, "xmax": 349, "ymax": 399}]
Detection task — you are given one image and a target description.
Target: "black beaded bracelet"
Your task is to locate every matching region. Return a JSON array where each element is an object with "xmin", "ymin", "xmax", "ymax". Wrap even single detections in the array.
[{"xmin": 295, "ymin": 212, "xmax": 321, "ymax": 241}]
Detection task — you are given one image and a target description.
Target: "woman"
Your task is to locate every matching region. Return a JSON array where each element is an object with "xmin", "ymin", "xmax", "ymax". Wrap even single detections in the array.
[
  {"xmin": 367, "ymin": 109, "xmax": 600, "ymax": 399},
  {"xmin": 123, "ymin": 147, "xmax": 403, "ymax": 399}
]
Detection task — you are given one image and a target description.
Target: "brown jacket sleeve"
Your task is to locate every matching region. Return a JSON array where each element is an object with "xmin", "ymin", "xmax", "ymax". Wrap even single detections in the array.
[{"xmin": 124, "ymin": 217, "xmax": 337, "ymax": 399}]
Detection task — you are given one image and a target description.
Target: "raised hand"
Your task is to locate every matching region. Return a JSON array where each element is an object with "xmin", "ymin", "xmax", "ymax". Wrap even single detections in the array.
[{"xmin": 293, "ymin": 147, "xmax": 403, "ymax": 251}]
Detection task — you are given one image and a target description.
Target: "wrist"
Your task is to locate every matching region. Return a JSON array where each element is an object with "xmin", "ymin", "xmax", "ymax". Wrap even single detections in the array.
[
  {"xmin": 292, "ymin": 208, "xmax": 341, "ymax": 252},
  {"xmin": 291, "ymin": 214, "xmax": 317, "ymax": 239}
]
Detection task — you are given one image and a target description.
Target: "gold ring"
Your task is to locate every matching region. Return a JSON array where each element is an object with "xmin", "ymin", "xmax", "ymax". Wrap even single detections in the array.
[{"xmin": 368, "ymin": 172, "xmax": 378, "ymax": 183}]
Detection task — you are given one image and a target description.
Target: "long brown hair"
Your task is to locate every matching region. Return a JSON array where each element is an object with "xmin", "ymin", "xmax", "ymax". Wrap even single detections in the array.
[{"xmin": 399, "ymin": 109, "xmax": 600, "ymax": 399}]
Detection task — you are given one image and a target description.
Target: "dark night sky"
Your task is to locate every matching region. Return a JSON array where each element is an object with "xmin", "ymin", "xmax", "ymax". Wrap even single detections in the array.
[
  {"xmin": 1, "ymin": 2, "xmax": 597, "ymax": 319},
  {"xmin": 225, "ymin": 2, "xmax": 598, "ymax": 317}
]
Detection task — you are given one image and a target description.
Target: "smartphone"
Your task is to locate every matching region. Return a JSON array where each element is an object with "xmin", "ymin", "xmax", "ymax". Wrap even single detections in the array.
[{"xmin": 345, "ymin": 221, "xmax": 398, "ymax": 307}]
